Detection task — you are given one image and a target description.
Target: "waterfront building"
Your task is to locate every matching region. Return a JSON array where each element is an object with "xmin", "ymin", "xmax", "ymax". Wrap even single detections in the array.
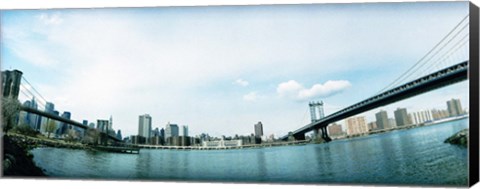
[
  {"xmin": 165, "ymin": 122, "xmax": 179, "ymax": 138},
  {"xmin": 202, "ymin": 139, "xmax": 243, "ymax": 147},
  {"xmin": 375, "ymin": 110, "xmax": 390, "ymax": 130},
  {"xmin": 138, "ymin": 114, "xmax": 152, "ymax": 142},
  {"xmin": 412, "ymin": 110, "xmax": 433, "ymax": 124},
  {"xmin": 165, "ymin": 122, "xmax": 179, "ymax": 145},
  {"xmin": 182, "ymin": 125, "xmax": 189, "ymax": 137},
  {"xmin": 254, "ymin": 121, "xmax": 263, "ymax": 137},
  {"xmin": 394, "ymin": 108, "xmax": 410, "ymax": 127},
  {"xmin": 2, "ymin": 69, "xmax": 22, "ymax": 99},
  {"xmin": 431, "ymin": 109, "xmax": 450, "ymax": 120},
  {"xmin": 447, "ymin": 98, "xmax": 464, "ymax": 117},
  {"xmin": 327, "ymin": 123, "xmax": 343, "ymax": 137},
  {"xmin": 388, "ymin": 118, "xmax": 397, "ymax": 128},
  {"xmin": 367, "ymin": 122, "xmax": 377, "ymax": 131},
  {"xmin": 131, "ymin": 135, "xmax": 146, "ymax": 145},
  {"xmin": 345, "ymin": 116, "xmax": 368, "ymax": 136}
]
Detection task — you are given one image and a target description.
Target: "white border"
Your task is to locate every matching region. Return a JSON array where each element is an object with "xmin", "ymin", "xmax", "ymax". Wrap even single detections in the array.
[{"xmin": 1, "ymin": 1, "xmax": 478, "ymax": 189}]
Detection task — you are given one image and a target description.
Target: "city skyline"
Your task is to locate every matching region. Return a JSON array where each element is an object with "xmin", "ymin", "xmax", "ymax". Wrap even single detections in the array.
[{"xmin": 1, "ymin": 2, "xmax": 470, "ymax": 138}]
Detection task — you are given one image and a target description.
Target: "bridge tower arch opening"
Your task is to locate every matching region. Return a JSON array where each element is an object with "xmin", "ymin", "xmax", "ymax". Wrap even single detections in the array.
[{"xmin": 309, "ymin": 101, "xmax": 325, "ymax": 123}]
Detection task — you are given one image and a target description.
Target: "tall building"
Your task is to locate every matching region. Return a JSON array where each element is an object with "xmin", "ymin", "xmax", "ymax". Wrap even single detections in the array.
[
  {"xmin": 165, "ymin": 122, "xmax": 179, "ymax": 139},
  {"xmin": 375, "ymin": 110, "xmax": 390, "ymax": 130},
  {"xmin": 345, "ymin": 116, "xmax": 368, "ymax": 136},
  {"xmin": 447, "ymin": 98, "xmax": 463, "ymax": 117},
  {"xmin": 22, "ymin": 98, "xmax": 42, "ymax": 130},
  {"xmin": 109, "ymin": 115, "xmax": 113, "ymax": 131},
  {"xmin": 2, "ymin": 70, "xmax": 22, "ymax": 99},
  {"xmin": 45, "ymin": 102, "xmax": 55, "ymax": 113},
  {"xmin": 138, "ymin": 114, "xmax": 152, "ymax": 139},
  {"xmin": 116, "ymin": 130, "xmax": 122, "ymax": 140},
  {"xmin": 160, "ymin": 128, "xmax": 165, "ymax": 139},
  {"xmin": 82, "ymin": 120, "xmax": 88, "ymax": 126},
  {"xmin": 254, "ymin": 121, "xmax": 263, "ymax": 137},
  {"xmin": 394, "ymin": 108, "xmax": 410, "ymax": 127},
  {"xmin": 58, "ymin": 111, "xmax": 71, "ymax": 136},
  {"xmin": 182, "ymin": 125, "xmax": 189, "ymax": 137}
]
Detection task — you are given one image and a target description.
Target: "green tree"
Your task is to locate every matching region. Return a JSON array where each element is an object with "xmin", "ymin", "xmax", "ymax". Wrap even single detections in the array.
[
  {"xmin": 45, "ymin": 119, "xmax": 56, "ymax": 138},
  {"xmin": 2, "ymin": 97, "xmax": 21, "ymax": 133}
]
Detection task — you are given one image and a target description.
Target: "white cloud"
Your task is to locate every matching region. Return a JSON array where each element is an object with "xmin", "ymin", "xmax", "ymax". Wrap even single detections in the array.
[
  {"xmin": 277, "ymin": 80, "xmax": 351, "ymax": 101},
  {"xmin": 234, "ymin": 79, "xmax": 249, "ymax": 87},
  {"xmin": 243, "ymin": 92, "xmax": 257, "ymax": 102},
  {"xmin": 37, "ymin": 13, "xmax": 63, "ymax": 25}
]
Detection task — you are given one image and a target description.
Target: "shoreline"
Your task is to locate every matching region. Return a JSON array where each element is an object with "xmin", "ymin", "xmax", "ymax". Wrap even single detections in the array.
[{"xmin": 2, "ymin": 135, "xmax": 47, "ymax": 177}]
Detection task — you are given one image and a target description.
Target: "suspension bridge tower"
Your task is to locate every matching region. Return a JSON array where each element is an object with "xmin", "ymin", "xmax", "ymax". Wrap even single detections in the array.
[
  {"xmin": 309, "ymin": 101, "xmax": 325, "ymax": 123},
  {"xmin": 309, "ymin": 101, "xmax": 331, "ymax": 142}
]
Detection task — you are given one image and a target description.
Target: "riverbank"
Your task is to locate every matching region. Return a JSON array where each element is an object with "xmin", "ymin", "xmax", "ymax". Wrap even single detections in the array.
[
  {"xmin": 2, "ymin": 132, "xmax": 99, "ymax": 177},
  {"xmin": 2, "ymin": 135, "xmax": 46, "ymax": 177}
]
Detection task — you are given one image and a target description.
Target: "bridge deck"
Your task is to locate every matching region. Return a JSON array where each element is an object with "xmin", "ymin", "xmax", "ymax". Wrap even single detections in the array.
[{"xmin": 281, "ymin": 61, "xmax": 468, "ymax": 140}]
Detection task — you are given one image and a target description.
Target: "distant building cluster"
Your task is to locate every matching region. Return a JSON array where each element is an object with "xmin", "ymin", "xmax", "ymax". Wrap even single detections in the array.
[
  {"xmin": 128, "ymin": 117, "xmax": 268, "ymax": 147},
  {"xmin": 328, "ymin": 98, "xmax": 467, "ymax": 138}
]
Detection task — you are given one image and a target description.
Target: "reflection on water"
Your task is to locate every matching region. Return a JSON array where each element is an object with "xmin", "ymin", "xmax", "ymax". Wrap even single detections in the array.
[{"xmin": 31, "ymin": 119, "xmax": 469, "ymax": 186}]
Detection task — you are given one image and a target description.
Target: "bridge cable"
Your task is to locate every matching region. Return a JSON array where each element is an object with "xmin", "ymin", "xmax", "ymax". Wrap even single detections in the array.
[
  {"xmin": 21, "ymin": 76, "xmax": 49, "ymax": 104},
  {"xmin": 376, "ymin": 14, "xmax": 469, "ymax": 94},
  {"xmin": 383, "ymin": 19, "xmax": 469, "ymax": 92}
]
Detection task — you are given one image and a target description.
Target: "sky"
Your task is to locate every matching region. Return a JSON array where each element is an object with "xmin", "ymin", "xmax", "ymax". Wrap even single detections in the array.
[{"xmin": 0, "ymin": 1, "xmax": 471, "ymax": 138}]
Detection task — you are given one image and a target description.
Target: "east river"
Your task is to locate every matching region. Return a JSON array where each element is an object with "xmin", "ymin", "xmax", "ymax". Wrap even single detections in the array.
[{"xmin": 31, "ymin": 118, "xmax": 469, "ymax": 186}]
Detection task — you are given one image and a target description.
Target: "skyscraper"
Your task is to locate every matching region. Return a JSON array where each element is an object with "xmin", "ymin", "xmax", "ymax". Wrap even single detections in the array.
[
  {"xmin": 138, "ymin": 114, "xmax": 152, "ymax": 139},
  {"xmin": 2, "ymin": 70, "xmax": 22, "ymax": 99},
  {"xmin": 182, "ymin": 125, "xmax": 189, "ymax": 137},
  {"xmin": 394, "ymin": 108, "xmax": 410, "ymax": 127},
  {"xmin": 345, "ymin": 116, "xmax": 368, "ymax": 135},
  {"xmin": 375, "ymin": 110, "xmax": 390, "ymax": 130},
  {"xmin": 165, "ymin": 122, "xmax": 179, "ymax": 139},
  {"xmin": 45, "ymin": 102, "xmax": 55, "ymax": 113},
  {"xmin": 109, "ymin": 115, "xmax": 113, "ymax": 131},
  {"xmin": 254, "ymin": 121, "xmax": 263, "ymax": 137},
  {"xmin": 116, "ymin": 130, "xmax": 122, "ymax": 140},
  {"xmin": 58, "ymin": 111, "xmax": 71, "ymax": 136},
  {"xmin": 447, "ymin": 98, "xmax": 463, "ymax": 117}
]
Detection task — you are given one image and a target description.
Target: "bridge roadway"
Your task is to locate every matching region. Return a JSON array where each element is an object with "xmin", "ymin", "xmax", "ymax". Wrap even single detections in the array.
[
  {"xmin": 19, "ymin": 106, "xmax": 122, "ymax": 142},
  {"xmin": 280, "ymin": 61, "xmax": 469, "ymax": 141}
]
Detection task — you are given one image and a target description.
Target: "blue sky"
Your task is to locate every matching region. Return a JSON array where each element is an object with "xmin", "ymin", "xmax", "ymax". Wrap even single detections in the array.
[{"xmin": 1, "ymin": 2, "xmax": 470, "ymax": 138}]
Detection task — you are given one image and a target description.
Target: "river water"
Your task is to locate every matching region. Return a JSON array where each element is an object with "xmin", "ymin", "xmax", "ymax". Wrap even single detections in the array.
[{"xmin": 31, "ymin": 118, "xmax": 469, "ymax": 186}]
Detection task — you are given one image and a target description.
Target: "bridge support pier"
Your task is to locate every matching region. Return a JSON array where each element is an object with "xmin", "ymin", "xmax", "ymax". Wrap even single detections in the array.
[{"xmin": 320, "ymin": 127, "xmax": 332, "ymax": 142}]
